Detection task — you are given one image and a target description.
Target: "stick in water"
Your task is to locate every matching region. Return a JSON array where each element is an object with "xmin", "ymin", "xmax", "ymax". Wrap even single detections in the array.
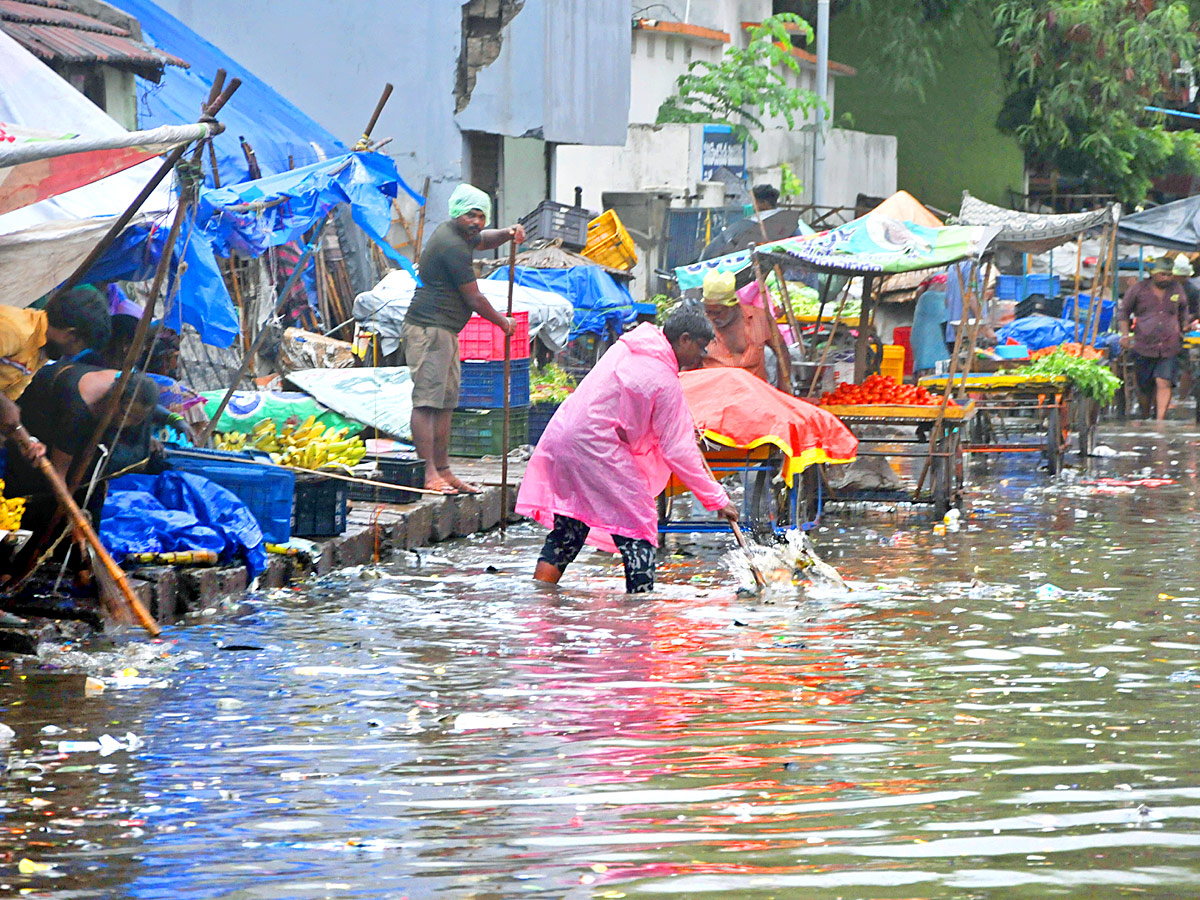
[
  {"xmin": 501, "ymin": 241, "xmax": 516, "ymax": 535},
  {"xmin": 699, "ymin": 452, "xmax": 766, "ymax": 590}
]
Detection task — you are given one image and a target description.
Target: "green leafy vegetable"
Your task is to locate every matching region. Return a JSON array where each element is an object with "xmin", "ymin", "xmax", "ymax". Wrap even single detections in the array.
[
  {"xmin": 1014, "ymin": 349, "xmax": 1121, "ymax": 404},
  {"xmin": 531, "ymin": 364, "xmax": 576, "ymax": 405}
]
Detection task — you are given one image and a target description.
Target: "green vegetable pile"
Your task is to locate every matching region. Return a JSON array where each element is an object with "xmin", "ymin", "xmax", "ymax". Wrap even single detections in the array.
[
  {"xmin": 765, "ymin": 274, "xmax": 861, "ymax": 319},
  {"xmin": 1014, "ymin": 350, "xmax": 1122, "ymax": 404},
  {"xmin": 531, "ymin": 364, "xmax": 576, "ymax": 404}
]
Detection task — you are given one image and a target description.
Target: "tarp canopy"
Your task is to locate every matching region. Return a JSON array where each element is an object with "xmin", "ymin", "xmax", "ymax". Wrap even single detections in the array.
[
  {"xmin": 869, "ymin": 190, "xmax": 943, "ymax": 228},
  {"xmin": 484, "ymin": 265, "xmax": 635, "ymax": 339},
  {"xmin": 1116, "ymin": 195, "xmax": 1200, "ymax": 251},
  {"xmin": 679, "ymin": 367, "xmax": 858, "ymax": 486},
  {"xmin": 107, "ymin": 0, "xmax": 347, "ymax": 186},
  {"xmin": 84, "ymin": 151, "xmax": 421, "ymax": 347},
  {"xmin": 0, "ymin": 121, "xmax": 211, "ymax": 216},
  {"xmin": 0, "ymin": 28, "xmax": 176, "ymax": 307},
  {"xmin": 956, "ymin": 191, "xmax": 1117, "ymax": 254},
  {"xmin": 756, "ymin": 216, "xmax": 1000, "ymax": 277}
]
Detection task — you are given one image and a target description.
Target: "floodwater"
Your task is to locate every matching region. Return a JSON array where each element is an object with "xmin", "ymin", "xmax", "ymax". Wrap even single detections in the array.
[{"xmin": 3, "ymin": 422, "xmax": 1200, "ymax": 899}]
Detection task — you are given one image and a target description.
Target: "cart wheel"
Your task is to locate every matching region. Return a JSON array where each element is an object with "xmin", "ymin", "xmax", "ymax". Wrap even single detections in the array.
[{"xmin": 747, "ymin": 468, "xmax": 793, "ymax": 540}]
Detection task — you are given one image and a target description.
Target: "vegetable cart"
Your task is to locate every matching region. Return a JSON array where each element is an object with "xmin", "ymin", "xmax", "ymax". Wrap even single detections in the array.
[
  {"xmin": 819, "ymin": 401, "xmax": 975, "ymax": 517},
  {"xmin": 917, "ymin": 373, "xmax": 1083, "ymax": 473}
]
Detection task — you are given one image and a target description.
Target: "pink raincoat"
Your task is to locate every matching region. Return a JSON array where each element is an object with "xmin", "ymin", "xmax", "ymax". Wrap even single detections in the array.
[{"xmin": 516, "ymin": 323, "xmax": 730, "ymax": 551}]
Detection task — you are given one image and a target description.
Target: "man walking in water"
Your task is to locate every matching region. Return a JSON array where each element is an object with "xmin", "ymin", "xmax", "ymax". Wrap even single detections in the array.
[
  {"xmin": 402, "ymin": 184, "xmax": 524, "ymax": 493},
  {"xmin": 517, "ymin": 305, "xmax": 738, "ymax": 593}
]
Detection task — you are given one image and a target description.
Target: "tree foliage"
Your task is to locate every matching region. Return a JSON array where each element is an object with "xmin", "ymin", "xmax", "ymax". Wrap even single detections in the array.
[
  {"xmin": 784, "ymin": 0, "xmax": 1200, "ymax": 203},
  {"xmin": 656, "ymin": 13, "xmax": 821, "ymax": 149},
  {"xmin": 993, "ymin": 0, "xmax": 1200, "ymax": 203}
]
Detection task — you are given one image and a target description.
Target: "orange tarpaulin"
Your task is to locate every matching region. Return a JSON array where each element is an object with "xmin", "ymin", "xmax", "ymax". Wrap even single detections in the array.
[
  {"xmin": 866, "ymin": 190, "xmax": 943, "ymax": 228},
  {"xmin": 680, "ymin": 367, "xmax": 858, "ymax": 484}
]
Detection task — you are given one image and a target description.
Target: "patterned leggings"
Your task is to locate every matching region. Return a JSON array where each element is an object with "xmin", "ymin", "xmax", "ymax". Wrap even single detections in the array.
[{"xmin": 539, "ymin": 514, "xmax": 656, "ymax": 593}]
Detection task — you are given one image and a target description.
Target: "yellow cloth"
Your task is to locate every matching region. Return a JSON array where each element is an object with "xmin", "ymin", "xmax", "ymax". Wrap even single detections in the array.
[{"xmin": 0, "ymin": 307, "xmax": 48, "ymax": 399}]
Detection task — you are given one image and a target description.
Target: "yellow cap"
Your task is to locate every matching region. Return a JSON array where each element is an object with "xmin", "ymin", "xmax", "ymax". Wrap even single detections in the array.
[{"xmin": 702, "ymin": 270, "xmax": 738, "ymax": 305}]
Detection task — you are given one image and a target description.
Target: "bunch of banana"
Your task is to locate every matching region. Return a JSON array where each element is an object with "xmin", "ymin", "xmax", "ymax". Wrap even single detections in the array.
[
  {"xmin": 0, "ymin": 479, "xmax": 25, "ymax": 530},
  {"xmin": 214, "ymin": 430, "xmax": 250, "ymax": 451},
  {"xmin": 217, "ymin": 416, "xmax": 366, "ymax": 471}
]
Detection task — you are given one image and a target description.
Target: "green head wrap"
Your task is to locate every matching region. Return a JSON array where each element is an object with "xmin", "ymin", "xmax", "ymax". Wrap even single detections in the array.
[{"xmin": 448, "ymin": 183, "xmax": 492, "ymax": 221}]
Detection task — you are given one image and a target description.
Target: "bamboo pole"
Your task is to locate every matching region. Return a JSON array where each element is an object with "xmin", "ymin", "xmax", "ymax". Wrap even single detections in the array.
[
  {"xmin": 912, "ymin": 264, "xmax": 973, "ymax": 500},
  {"xmin": 752, "ymin": 208, "xmax": 806, "ymax": 360},
  {"xmin": 853, "ymin": 276, "xmax": 877, "ymax": 383},
  {"xmin": 13, "ymin": 430, "xmax": 159, "ymax": 636},
  {"xmin": 750, "ymin": 258, "xmax": 793, "ymax": 391},
  {"xmin": 501, "ymin": 242, "xmax": 517, "ymax": 536},
  {"xmin": 955, "ymin": 259, "xmax": 991, "ymax": 400},
  {"xmin": 415, "ymin": 176, "xmax": 431, "ymax": 256},
  {"xmin": 806, "ymin": 279, "xmax": 854, "ymax": 399},
  {"xmin": 66, "ymin": 77, "xmax": 242, "ymax": 490},
  {"xmin": 1071, "ymin": 235, "xmax": 1084, "ymax": 342}
]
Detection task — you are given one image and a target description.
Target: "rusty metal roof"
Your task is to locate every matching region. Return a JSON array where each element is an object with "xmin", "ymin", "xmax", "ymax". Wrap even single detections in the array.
[
  {"xmin": 0, "ymin": 0, "xmax": 188, "ymax": 73},
  {"xmin": 0, "ymin": 0, "xmax": 128, "ymax": 35}
]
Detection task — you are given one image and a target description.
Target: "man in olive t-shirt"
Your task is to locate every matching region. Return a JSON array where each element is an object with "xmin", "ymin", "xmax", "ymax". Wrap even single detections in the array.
[{"xmin": 401, "ymin": 183, "xmax": 524, "ymax": 494}]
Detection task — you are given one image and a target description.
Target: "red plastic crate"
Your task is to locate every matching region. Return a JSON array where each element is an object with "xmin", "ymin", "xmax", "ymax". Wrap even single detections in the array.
[{"xmin": 458, "ymin": 311, "xmax": 530, "ymax": 360}]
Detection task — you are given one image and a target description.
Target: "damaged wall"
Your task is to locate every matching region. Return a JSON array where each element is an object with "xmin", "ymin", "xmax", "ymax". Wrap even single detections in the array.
[{"xmin": 456, "ymin": 0, "xmax": 524, "ymax": 114}]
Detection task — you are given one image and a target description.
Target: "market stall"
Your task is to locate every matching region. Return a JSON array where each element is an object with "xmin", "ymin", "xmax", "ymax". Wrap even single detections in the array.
[
  {"xmin": 751, "ymin": 215, "xmax": 997, "ymax": 514},
  {"xmin": 658, "ymin": 368, "xmax": 858, "ymax": 537}
]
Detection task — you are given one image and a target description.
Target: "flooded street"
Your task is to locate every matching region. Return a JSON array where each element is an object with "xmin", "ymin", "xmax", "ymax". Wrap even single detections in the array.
[{"xmin": 3, "ymin": 422, "xmax": 1200, "ymax": 899}]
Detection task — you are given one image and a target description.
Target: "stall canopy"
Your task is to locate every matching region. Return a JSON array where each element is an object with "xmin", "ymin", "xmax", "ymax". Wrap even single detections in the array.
[
  {"xmin": 955, "ymin": 191, "xmax": 1115, "ymax": 253},
  {"xmin": 869, "ymin": 190, "xmax": 943, "ymax": 228},
  {"xmin": 757, "ymin": 216, "xmax": 1000, "ymax": 276},
  {"xmin": 0, "ymin": 121, "xmax": 211, "ymax": 216},
  {"xmin": 1115, "ymin": 195, "xmax": 1200, "ymax": 251},
  {"xmin": 108, "ymin": 0, "xmax": 347, "ymax": 185},
  {"xmin": 84, "ymin": 151, "xmax": 422, "ymax": 347},
  {"xmin": 679, "ymin": 367, "xmax": 858, "ymax": 486}
]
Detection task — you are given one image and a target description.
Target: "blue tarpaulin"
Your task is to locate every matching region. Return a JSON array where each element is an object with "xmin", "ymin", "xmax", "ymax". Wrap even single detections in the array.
[
  {"xmin": 995, "ymin": 314, "xmax": 1076, "ymax": 352},
  {"xmin": 101, "ymin": 471, "xmax": 267, "ymax": 575},
  {"xmin": 483, "ymin": 265, "xmax": 634, "ymax": 339},
  {"xmin": 86, "ymin": 152, "xmax": 421, "ymax": 347},
  {"xmin": 107, "ymin": 0, "xmax": 347, "ymax": 186}
]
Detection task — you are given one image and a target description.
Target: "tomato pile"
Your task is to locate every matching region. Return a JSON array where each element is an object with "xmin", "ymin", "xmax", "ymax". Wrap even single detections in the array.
[{"xmin": 819, "ymin": 374, "xmax": 955, "ymax": 407}]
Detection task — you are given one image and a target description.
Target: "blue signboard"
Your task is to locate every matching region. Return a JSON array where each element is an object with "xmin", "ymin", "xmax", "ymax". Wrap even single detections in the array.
[{"xmin": 701, "ymin": 124, "xmax": 747, "ymax": 182}]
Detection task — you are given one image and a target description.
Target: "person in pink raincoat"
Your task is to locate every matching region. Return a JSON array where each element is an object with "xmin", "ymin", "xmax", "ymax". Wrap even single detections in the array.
[{"xmin": 517, "ymin": 305, "xmax": 738, "ymax": 593}]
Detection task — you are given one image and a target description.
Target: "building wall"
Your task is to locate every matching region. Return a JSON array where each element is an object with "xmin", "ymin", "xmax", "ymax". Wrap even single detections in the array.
[
  {"xmin": 154, "ymin": 0, "xmax": 630, "ymax": 232},
  {"xmin": 102, "ymin": 66, "xmax": 137, "ymax": 130},
  {"xmin": 828, "ymin": 10, "xmax": 1024, "ymax": 212}
]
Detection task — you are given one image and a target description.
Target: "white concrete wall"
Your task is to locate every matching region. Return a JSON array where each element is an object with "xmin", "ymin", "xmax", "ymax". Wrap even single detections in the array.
[
  {"xmin": 500, "ymin": 136, "xmax": 546, "ymax": 227},
  {"xmin": 102, "ymin": 66, "xmax": 136, "ymax": 130},
  {"xmin": 554, "ymin": 123, "xmax": 702, "ymax": 212}
]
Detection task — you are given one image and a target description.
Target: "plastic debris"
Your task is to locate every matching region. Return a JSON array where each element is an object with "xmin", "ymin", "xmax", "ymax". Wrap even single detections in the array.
[
  {"xmin": 1035, "ymin": 584, "xmax": 1064, "ymax": 602},
  {"xmin": 452, "ymin": 712, "xmax": 523, "ymax": 732},
  {"xmin": 84, "ymin": 677, "xmax": 105, "ymax": 695},
  {"xmin": 0, "ymin": 722, "xmax": 14, "ymax": 744},
  {"xmin": 18, "ymin": 858, "xmax": 53, "ymax": 874}
]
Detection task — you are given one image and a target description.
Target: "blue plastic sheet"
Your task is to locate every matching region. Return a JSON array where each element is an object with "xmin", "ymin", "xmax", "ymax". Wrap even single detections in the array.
[
  {"xmin": 995, "ymin": 315, "xmax": 1076, "ymax": 352},
  {"xmin": 84, "ymin": 152, "xmax": 421, "ymax": 347},
  {"xmin": 484, "ymin": 265, "xmax": 635, "ymax": 339},
  {"xmin": 101, "ymin": 471, "xmax": 267, "ymax": 576},
  {"xmin": 107, "ymin": 0, "xmax": 346, "ymax": 186}
]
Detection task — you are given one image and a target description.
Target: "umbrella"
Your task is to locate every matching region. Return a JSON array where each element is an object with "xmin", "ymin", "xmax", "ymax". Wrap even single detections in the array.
[{"xmin": 700, "ymin": 209, "xmax": 808, "ymax": 260}]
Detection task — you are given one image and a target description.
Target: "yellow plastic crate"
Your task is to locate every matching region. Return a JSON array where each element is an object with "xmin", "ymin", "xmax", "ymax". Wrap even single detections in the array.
[
  {"xmin": 880, "ymin": 344, "xmax": 905, "ymax": 384},
  {"xmin": 582, "ymin": 209, "xmax": 637, "ymax": 270}
]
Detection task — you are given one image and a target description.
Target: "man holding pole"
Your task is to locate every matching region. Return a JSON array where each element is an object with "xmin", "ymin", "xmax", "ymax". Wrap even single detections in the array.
[
  {"xmin": 401, "ymin": 184, "xmax": 524, "ymax": 494},
  {"xmin": 1119, "ymin": 256, "xmax": 1190, "ymax": 421}
]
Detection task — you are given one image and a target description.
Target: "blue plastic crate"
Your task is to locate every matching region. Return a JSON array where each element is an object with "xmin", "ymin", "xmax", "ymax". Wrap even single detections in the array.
[
  {"xmin": 529, "ymin": 401, "xmax": 561, "ymax": 445},
  {"xmin": 996, "ymin": 274, "xmax": 1061, "ymax": 303},
  {"xmin": 165, "ymin": 446, "xmax": 294, "ymax": 544},
  {"xmin": 457, "ymin": 359, "xmax": 531, "ymax": 409},
  {"xmin": 1062, "ymin": 293, "xmax": 1115, "ymax": 333}
]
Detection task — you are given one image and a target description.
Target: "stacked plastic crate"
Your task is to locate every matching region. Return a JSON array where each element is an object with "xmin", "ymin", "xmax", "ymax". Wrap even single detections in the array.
[{"xmin": 450, "ymin": 312, "xmax": 532, "ymax": 457}]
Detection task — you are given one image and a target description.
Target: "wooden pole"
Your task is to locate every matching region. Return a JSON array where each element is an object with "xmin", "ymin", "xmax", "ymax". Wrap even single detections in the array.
[
  {"xmin": 853, "ymin": 275, "xmax": 876, "ymax": 383},
  {"xmin": 752, "ymin": 207, "xmax": 807, "ymax": 358},
  {"xmin": 806, "ymin": 279, "xmax": 853, "ymax": 398},
  {"xmin": 912, "ymin": 264, "xmax": 972, "ymax": 500},
  {"xmin": 1087, "ymin": 224, "xmax": 1119, "ymax": 345},
  {"xmin": 1071, "ymin": 235, "xmax": 1084, "ymax": 342},
  {"xmin": 66, "ymin": 78, "xmax": 243, "ymax": 489},
  {"xmin": 355, "ymin": 82, "xmax": 393, "ymax": 150},
  {"xmin": 750, "ymin": 258, "xmax": 793, "ymax": 392},
  {"xmin": 955, "ymin": 259, "xmax": 991, "ymax": 399},
  {"xmin": 501, "ymin": 241, "xmax": 516, "ymax": 536},
  {"xmin": 14, "ymin": 430, "xmax": 159, "ymax": 636},
  {"xmin": 699, "ymin": 452, "xmax": 766, "ymax": 591},
  {"xmin": 415, "ymin": 176, "xmax": 431, "ymax": 256}
]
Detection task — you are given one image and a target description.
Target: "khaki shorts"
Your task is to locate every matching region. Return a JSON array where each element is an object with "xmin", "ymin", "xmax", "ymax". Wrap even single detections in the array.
[{"xmin": 401, "ymin": 323, "xmax": 460, "ymax": 409}]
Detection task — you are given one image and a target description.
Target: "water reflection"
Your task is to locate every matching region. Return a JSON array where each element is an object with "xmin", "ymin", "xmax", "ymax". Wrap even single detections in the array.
[{"xmin": 1, "ymin": 421, "xmax": 1199, "ymax": 898}]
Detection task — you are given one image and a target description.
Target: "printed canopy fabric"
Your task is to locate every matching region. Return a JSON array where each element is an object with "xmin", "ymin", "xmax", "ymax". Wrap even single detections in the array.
[
  {"xmin": 955, "ymin": 191, "xmax": 1116, "ymax": 254},
  {"xmin": 679, "ymin": 367, "xmax": 858, "ymax": 486},
  {"xmin": 756, "ymin": 216, "xmax": 1000, "ymax": 276},
  {"xmin": 0, "ymin": 121, "xmax": 210, "ymax": 215}
]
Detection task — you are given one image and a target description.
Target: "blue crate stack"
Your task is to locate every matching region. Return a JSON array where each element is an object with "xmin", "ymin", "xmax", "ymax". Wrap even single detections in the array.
[{"xmin": 452, "ymin": 359, "xmax": 532, "ymax": 457}]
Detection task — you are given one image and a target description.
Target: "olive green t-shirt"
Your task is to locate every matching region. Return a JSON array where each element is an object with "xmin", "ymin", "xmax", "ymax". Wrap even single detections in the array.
[{"xmin": 404, "ymin": 221, "xmax": 480, "ymax": 332}]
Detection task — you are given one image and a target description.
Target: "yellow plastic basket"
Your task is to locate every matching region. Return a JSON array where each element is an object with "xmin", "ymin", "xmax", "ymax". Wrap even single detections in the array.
[
  {"xmin": 582, "ymin": 209, "xmax": 638, "ymax": 270},
  {"xmin": 880, "ymin": 344, "xmax": 905, "ymax": 384}
]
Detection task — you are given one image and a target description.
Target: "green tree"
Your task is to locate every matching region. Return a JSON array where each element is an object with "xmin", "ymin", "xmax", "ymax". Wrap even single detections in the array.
[
  {"xmin": 776, "ymin": 0, "xmax": 1200, "ymax": 203},
  {"xmin": 993, "ymin": 0, "xmax": 1200, "ymax": 204},
  {"xmin": 656, "ymin": 13, "xmax": 822, "ymax": 149}
]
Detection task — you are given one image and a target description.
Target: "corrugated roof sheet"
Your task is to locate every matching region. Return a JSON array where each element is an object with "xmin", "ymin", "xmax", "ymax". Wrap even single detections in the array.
[
  {"xmin": 0, "ymin": 0, "xmax": 128, "ymax": 35},
  {"xmin": 1, "ymin": 21, "xmax": 187, "ymax": 70}
]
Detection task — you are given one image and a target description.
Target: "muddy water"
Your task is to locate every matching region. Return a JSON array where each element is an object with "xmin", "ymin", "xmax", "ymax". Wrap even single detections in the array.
[{"xmin": 3, "ymin": 423, "xmax": 1200, "ymax": 899}]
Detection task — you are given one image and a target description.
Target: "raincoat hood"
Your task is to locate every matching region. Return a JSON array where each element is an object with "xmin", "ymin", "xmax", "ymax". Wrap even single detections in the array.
[{"xmin": 619, "ymin": 321, "xmax": 679, "ymax": 371}]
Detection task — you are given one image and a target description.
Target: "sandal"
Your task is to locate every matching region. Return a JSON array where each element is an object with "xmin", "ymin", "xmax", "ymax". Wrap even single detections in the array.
[{"xmin": 424, "ymin": 477, "xmax": 459, "ymax": 495}]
